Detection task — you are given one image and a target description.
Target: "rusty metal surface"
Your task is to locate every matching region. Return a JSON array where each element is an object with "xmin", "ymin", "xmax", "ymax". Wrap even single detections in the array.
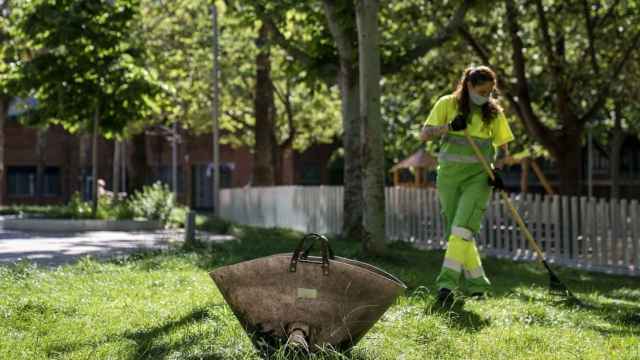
[{"xmin": 210, "ymin": 253, "xmax": 406, "ymax": 352}]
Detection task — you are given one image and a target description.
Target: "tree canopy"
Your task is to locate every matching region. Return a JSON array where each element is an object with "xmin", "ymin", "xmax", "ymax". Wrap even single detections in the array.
[
  {"xmin": 8, "ymin": 0, "xmax": 160, "ymax": 136},
  {"xmin": 3, "ymin": 0, "xmax": 639, "ymax": 199}
]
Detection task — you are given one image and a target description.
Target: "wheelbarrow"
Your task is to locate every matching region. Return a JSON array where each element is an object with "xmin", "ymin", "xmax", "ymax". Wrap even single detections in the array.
[{"xmin": 209, "ymin": 233, "xmax": 406, "ymax": 354}]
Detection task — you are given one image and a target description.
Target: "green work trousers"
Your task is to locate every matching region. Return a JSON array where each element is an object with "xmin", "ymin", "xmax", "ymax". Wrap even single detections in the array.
[{"xmin": 434, "ymin": 161, "xmax": 492, "ymax": 294}]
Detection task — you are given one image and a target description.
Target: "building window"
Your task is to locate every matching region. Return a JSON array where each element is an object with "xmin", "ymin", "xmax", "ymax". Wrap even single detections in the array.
[
  {"xmin": 154, "ymin": 166, "xmax": 185, "ymax": 193},
  {"xmin": 192, "ymin": 163, "xmax": 234, "ymax": 210},
  {"xmin": 8, "ymin": 166, "xmax": 36, "ymax": 197},
  {"xmin": 7, "ymin": 166, "xmax": 62, "ymax": 197},
  {"xmin": 207, "ymin": 163, "xmax": 233, "ymax": 188},
  {"xmin": 44, "ymin": 167, "xmax": 62, "ymax": 196}
]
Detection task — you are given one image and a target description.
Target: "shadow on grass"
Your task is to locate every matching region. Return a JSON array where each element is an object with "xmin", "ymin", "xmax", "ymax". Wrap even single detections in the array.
[
  {"xmin": 119, "ymin": 225, "xmax": 638, "ymax": 291},
  {"xmin": 44, "ymin": 299, "xmax": 371, "ymax": 360},
  {"xmin": 122, "ymin": 306, "xmax": 223, "ymax": 360},
  {"xmin": 426, "ymin": 302, "xmax": 492, "ymax": 332},
  {"xmin": 45, "ymin": 304, "xmax": 236, "ymax": 360},
  {"xmin": 514, "ymin": 290, "xmax": 640, "ymax": 337},
  {"xmin": 98, "ymin": 224, "xmax": 640, "ymax": 339}
]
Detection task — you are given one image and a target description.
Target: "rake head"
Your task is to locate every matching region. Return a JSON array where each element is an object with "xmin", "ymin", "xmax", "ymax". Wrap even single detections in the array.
[{"xmin": 544, "ymin": 261, "xmax": 584, "ymax": 306}]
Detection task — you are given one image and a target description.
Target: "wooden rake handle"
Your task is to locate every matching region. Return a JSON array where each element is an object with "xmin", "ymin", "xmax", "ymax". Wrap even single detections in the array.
[{"xmin": 462, "ymin": 129, "xmax": 546, "ymax": 262}]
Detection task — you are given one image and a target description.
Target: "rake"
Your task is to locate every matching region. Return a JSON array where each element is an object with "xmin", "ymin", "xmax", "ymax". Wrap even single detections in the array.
[{"xmin": 462, "ymin": 129, "xmax": 581, "ymax": 303}]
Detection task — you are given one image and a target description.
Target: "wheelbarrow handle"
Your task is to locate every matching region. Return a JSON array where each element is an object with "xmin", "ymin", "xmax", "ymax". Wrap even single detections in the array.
[{"xmin": 289, "ymin": 233, "xmax": 334, "ymax": 275}]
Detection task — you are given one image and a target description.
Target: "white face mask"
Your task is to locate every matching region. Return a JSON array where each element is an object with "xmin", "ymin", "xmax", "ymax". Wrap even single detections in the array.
[{"xmin": 469, "ymin": 90, "xmax": 489, "ymax": 106}]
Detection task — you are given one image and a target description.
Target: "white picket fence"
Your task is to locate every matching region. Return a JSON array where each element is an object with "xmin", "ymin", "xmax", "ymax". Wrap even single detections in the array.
[{"xmin": 219, "ymin": 186, "xmax": 640, "ymax": 277}]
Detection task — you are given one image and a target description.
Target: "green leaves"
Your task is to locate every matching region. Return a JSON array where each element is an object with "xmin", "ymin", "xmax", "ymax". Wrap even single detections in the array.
[{"xmin": 9, "ymin": 0, "xmax": 159, "ymax": 136}]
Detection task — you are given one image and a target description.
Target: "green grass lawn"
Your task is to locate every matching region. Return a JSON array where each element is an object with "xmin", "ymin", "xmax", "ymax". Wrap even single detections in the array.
[{"xmin": 1, "ymin": 223, "xmax": 639, "ymax": 359}]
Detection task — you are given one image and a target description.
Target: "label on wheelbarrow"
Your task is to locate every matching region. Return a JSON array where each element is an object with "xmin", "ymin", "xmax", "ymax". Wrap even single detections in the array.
[{"xmin": 297, "ymin": 288, "xmax": 318, "ymax": 299}]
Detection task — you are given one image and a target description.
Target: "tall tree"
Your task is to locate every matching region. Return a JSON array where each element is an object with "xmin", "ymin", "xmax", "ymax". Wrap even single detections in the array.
[
  {"xmin": 252, "ymin": 0, "xmax": 474, "ymax": 240},
  {"xmin": 10, "ymin": 0, "xmax": 159, "ymax": 214},
  {"xmin": 321, "ymin": 0, "xmax": 363, "ymax": 239},
  {"xmin": 0, "ymin": 0, "xmax": 12, "ymax": 205},
  {"xmin": 461, "ymin": 0, "xmax": 640, "ymax": 194},
  {"xmin": 603, "ymin": 45, "xmax": 640, "ymax": 199},
  {"xmin": 137, "ymin": 0, "xmax": 215, "ymax": 193},
  {"xmin": 252, "ymin": 24, "xmax": 276, "ymax": 185},
  {"xmin": 355, "ymin": 0, "xmax": 385, "ymax": 254},
  {"xmin": 138, "ymin": 1, "xmax": 340, "ymax": 190}
]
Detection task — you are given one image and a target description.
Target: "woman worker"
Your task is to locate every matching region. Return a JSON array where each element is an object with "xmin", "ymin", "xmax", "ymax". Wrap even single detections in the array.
[{"xmin": 419, "ymin": 66, "xmax": 514, "ymax": 307}]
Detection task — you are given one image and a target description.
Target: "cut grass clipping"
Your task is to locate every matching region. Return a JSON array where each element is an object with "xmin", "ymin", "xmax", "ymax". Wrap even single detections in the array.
[{"xmin": 1, "ymin": 225, "xmax": 639, "ymax": 359}]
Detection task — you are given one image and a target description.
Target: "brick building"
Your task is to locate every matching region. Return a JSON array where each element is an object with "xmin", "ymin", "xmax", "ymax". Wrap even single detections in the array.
[{"xmin": 1, "ymin": 118, "xmax": 338, "ymax": 209}]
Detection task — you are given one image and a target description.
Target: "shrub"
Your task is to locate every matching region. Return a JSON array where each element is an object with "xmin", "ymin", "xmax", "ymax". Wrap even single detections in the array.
[
  {"xmin": 127, "ymin": 182, "xmax": 176, "ymax": 225},
  {"xmin": 166, "ymin": 206, "xmax": 188, "ymax": 229},
  {"xmin": 67, "ymin": 191, "xmax": 134, "ymax": 220},
  {"xmin": 67, "ymin": 192, "xmax": 93, "ymax": 219},
  {"xmin": 3, "ymin": 184, "xmax": 181, "ymax": 223},
  {"xmin": 95, "ymin": 193, "xmax": 135, "ymax": 220}
]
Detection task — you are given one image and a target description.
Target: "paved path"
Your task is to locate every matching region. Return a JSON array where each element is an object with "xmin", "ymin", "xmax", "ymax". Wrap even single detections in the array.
[{"xmin": 0, "ymin": 230, "xmax": 183, "ymax": 266}]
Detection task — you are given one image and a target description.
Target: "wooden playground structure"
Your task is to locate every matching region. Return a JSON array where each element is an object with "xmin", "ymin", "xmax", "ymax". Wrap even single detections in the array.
[{"xmin": 390, "ymin": 149, "xmax": 556, "ymax": 195}]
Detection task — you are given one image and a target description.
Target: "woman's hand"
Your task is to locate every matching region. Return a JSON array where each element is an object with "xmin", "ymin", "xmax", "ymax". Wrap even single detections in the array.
[
  {"xmin": 488, "ymin": 170, "xmax": 506, "ymax": 190},
  {"xmin": 419, "ymin": 124, "xmax": 449, "ymax": 142}
]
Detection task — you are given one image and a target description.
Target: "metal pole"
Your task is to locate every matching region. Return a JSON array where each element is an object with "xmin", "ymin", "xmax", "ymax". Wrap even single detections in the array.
[
  {"xmin": 588, "ymin": 124, "xmax": 593, "ymax": 198},
  {"xmin": 185, "ymin": 210, "xmax": 196, "ymax": 245},
  {"xmin": 211, "ymin": 3, "xmax": 220, "ymax": 216},
  {"xmin": 172, "ymin": 122, "xmax": 178, "ymax": 197}
]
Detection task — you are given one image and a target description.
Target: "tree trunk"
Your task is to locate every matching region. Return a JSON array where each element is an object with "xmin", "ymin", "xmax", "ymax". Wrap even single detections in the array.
[
  {"xmin": 323, "ymin": 0, "xmax": 364, "ymax": 241},
  {"xmin": 172, "ymin": 122, "xmax": 178, "ymax": 196},
  {"xmin": 121, "ymin": 139, "xmax": 127, "ymax": 195},
  {"xmin": 153, "ymin": 130, "xmax": 163, "ymax": 181},
  {"xmin": 339, "ymin": 70, "xmax": 363, "ymax": 240},
  {"xmin": 280, "ymin": 145, "xmax": 294, "ymax": 185},
  {"xmin": 520, "ymin": 158, "xmax": 529, "ymax": 193},
  {"xmin": 79, "ymin": 134, "xmax": 90, "ymax": 199},
  {"xmin": 113, "ymin": 140, "xmax": 120, "ymax": 196},
  {"xmin": 0, "ymin": 96, "xmax": 8, "ymax": 206},
  {"xmin": 356, "ymin": 0, "xmax": 385, "ymax": 255},
  {"xmin": 183, "ymin": 137, "xmax": 192, "ymax": 208},
  {"xmin": 35, "ymin": 128, "xmax": 47, "ymax": 198},
  {"xmin": 553, "ymin": 138, "xmax": 582, "ymax": 196},
  {"xmin": 273, "ymin": 79, "xmax": 297, "ymax": 186},
  {"xmin": 610, "ymin": 103, "xmax": 624, "ymax": 199},
  {"xmin": 252, "ymin": 24, "xmax": 276, "ymax": 186},
  {"xmin": 91, "ymin": 107, "xmax": 99, "ymax": 217},
  {"xmin": 128, "ymin": 132, "xmax": 148, "ymax": 194}
]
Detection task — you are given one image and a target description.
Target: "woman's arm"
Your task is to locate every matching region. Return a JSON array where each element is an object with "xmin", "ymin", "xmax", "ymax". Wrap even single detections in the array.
[{"xmin": 419, "ymin": 124, "xmax": 449, "ymax": 142}]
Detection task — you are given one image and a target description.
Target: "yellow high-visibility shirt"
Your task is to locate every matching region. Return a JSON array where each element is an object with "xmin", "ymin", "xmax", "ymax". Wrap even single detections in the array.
[{"xmin": 424, "ymin": 94, "xmax": 514, "ymax": 147}]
